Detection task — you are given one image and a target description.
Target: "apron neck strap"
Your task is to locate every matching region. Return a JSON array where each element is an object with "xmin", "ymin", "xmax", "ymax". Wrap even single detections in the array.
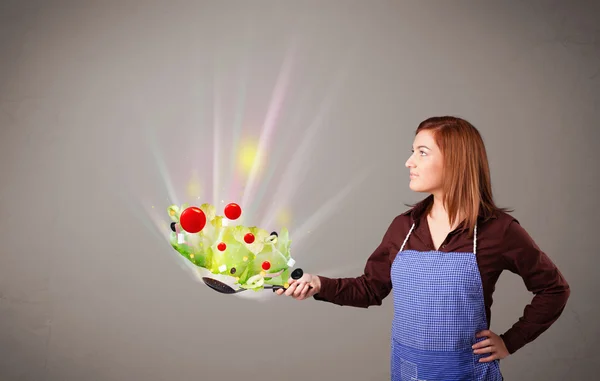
[
  {"xmin": 400, "ymin": 222, "xmax": 478, "ymax": 254},
  {"xmin": 400, "ymin": 223, "xmax": 415, "ymax": 252}
]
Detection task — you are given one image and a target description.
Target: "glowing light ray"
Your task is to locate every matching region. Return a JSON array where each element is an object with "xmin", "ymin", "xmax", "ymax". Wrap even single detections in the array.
[
  {"xmin": 117, "ymin": 190, "xmax": 166, "ymax": 243},
  {"xmin": 240, "ymin": 44, "xmax": 295, "ymax": 220},
  {"xmin": 226, "ymin": 71, "xmax": 248, "ymax": 204},
  {"xmin": 112, "ymin": 187, "xmax": 206, "ymax": 283},
  {"xmin": 213, "ymin": 66, "xmax": 222, "ymax": 208},
  {"xmin": 247, "ymin": 85, "xmax": 314, "ymax": 226},
  {"xmin": 145, "ymin": 126, "xmax": 180, "ymax": 208},
  {"xmin": 247, "ymin": 147, "xmax": 288, "ymax": 227},
  {"xmin": 117, "ymin": 189, "xmax": 220, "ymax": 288},
  {"xmin": 258, "ymin": 117, "xmax": 321, "ymax": 230},
  {"xmin": 291, "ymin": 167, "xmax": 371, "ymax": 248},
  {"xmin": 118, "ymin": 105, "xmax": 179, "ymax": 242},
  {"xmin": 260, "ymin": 63, "xmax": 351, "ymax": 230},
  {"xmin": 227, "ymin": 22, "xmax": 253, "ymax": 205}
]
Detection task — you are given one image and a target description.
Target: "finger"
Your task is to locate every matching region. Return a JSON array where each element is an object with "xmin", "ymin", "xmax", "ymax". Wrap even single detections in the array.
[
  {"xmin": 298, "ymin": 283, "xmax": 311, "ymax": 300},
  {"xmin": 473, "ymin": 346, "xmax": 495, "ymax": 354},
  {"xmin": 294, "ymin": 283, "xmax": 307, "ymax": 299},
  {"xmin": 275, "ymin": 288, "xmax": 284, "ymax": 295},
  {"xmin": 472, "ymin": 339, "xmax": 492, "ymax": 349},
  {"xmin": 292, "ymin": 282, "xmax": 306, "ymax": 298},
  {"xmin": 479, "ymin": 353, "xmax": 498, "ymax": 363},
  {"xmin": 475, "ymin": 330, "xmax": 491, "ymax": 338},
  {"xmin": 284, "ymin": 282, "xmax": 298, "ymax": 296}
]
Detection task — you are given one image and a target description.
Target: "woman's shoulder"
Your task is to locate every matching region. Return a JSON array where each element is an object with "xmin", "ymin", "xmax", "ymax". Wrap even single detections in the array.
[
  {"xmin": 487, "ymin": 208, "xmax": 519, "ymax": 224},
  {"xmin": 386, "ymin": 209, "xmax": 415, "ymax": 231},
  {"xmin": 396, "ymin": 196, "xmax": 433, "ymax": 222},
  {"xmin": 483, "ymin": 208, "xmax": 533, "ymax": 242},
  {"xmin": 373, "ymin": 206, "xmax": 419, "ymax": 242}
]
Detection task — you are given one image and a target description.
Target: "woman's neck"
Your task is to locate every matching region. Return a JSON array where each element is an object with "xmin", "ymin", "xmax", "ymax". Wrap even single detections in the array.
[
  {"xmin": 429, "ymin": 194, "xmax": 448, "ymax": 220},
  {"xmin": 429, "ymin": 193, "xmax": 462, "ymax": 229}
]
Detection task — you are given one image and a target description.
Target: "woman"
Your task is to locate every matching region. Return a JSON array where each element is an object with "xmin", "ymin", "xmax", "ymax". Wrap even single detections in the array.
[{"xmin": 276, "ymin": 116, "xmax": 570, "ymax": 380}]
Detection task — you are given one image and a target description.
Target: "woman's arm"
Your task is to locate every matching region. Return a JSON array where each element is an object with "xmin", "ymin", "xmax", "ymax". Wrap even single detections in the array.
[{"xmin": 499, "ymin": 220, "xmax": 571, "ymax": 354}]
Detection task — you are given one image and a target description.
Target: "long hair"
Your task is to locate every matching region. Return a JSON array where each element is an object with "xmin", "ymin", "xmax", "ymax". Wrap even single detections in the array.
[{"xmin": 414, "ymin": 116, "xmax": 510, "ymax": 236}]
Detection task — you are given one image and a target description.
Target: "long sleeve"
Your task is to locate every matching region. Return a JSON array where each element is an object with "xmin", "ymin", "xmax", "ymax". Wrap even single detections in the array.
[
  {"xmin": 312, "ymin": 216, "xmax": 402, "ymax": 308},
  {"xmin": 499, "ymin": 220, "xmax": 571, "ymax": 354}
]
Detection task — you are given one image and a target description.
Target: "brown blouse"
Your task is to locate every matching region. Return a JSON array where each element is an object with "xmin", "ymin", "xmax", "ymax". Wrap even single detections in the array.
[{"xmin": 313, "ymin": 195, "xmax": 571, "ymax": 354}]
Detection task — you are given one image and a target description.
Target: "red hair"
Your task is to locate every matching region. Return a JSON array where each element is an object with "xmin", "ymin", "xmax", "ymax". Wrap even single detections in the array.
[{"xmin": 415, "ymin": 116, "xmax": 509, "ymax": 235}]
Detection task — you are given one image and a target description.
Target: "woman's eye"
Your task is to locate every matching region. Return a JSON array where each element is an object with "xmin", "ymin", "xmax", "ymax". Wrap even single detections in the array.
[{"xmin": 420, "ymin": 150, "xmax": 426, "ymax": 156}]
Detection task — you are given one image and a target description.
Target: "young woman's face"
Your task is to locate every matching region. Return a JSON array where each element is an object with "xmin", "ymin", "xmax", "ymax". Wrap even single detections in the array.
[{"xmin": 405, "ymin": 130, "xmax": 444, "ymax": 194}]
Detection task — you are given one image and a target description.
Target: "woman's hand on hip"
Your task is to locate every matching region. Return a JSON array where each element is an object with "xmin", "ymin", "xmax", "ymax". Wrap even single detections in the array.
[
  {"xmin": 472, "ymin": 330, "xmax": 510, "ymax": 362},
  {"xmin": 274, "ymin": 273, "xmax": 321, "ymax": 300}
]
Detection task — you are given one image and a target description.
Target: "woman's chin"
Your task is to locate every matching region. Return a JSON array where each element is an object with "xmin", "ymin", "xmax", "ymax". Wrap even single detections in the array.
[{"xmin": 409, "ymin": 182, "xmax": 428, "ymax": 193}]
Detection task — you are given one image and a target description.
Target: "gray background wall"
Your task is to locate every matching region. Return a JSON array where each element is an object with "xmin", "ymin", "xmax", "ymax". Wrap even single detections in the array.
[{"xmin": 1, "ymin": 1, "xmax": 598, "ymax": 380}]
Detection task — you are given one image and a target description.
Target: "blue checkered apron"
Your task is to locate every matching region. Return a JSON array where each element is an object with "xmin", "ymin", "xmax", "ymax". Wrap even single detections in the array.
[{"xmin": 390, "ymin": 223, "xmax": 503, "ymax": 381}]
